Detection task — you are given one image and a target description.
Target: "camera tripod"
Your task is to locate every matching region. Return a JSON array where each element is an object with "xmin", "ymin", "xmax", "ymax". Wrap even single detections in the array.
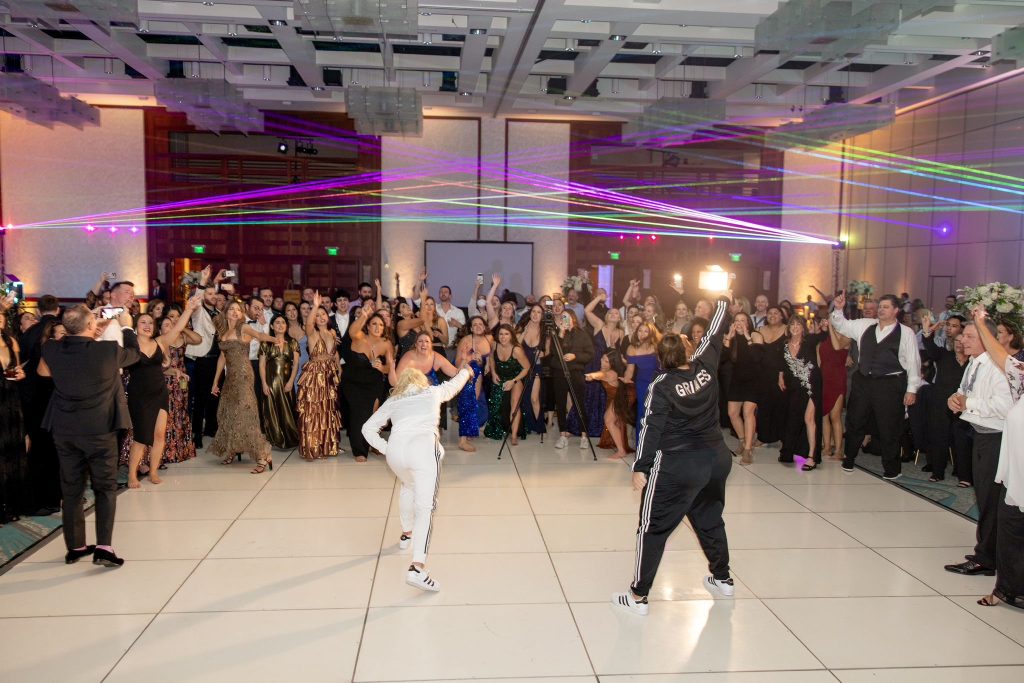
[{"xmin": 497, "ymin": 316, "xmax": 597, "ymax": 461}]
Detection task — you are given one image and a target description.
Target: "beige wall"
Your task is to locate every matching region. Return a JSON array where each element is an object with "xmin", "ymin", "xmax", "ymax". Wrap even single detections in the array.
[
  {"xmin": 779, "ymin": 145, "xmax": 844, "ymax": 301},
  {"xmin": 840, "ymin": 73, "xmax": 1024, "ymax": 305},
  {"xmin": 379, "ymin": 117, "xmax": 570, "ymax": 298},
  {"xmin": 1, "ymin": 108, "xmax": 148, "ymax": 298}
]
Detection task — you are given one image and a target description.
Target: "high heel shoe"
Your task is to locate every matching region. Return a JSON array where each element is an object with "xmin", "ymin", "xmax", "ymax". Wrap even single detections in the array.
[{"xmin": 251, "ymin": 457, "xmax": 273, "ymax": 474}]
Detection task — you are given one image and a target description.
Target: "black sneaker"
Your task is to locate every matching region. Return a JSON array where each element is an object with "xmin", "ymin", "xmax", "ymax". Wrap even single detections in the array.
[
  {"xmin": 92, "ymin": 548, "xmax": 125, "ymax": 568},
  {"xmin": 65, "ymin": 545, "xmax": 95, "ymax": 564}
]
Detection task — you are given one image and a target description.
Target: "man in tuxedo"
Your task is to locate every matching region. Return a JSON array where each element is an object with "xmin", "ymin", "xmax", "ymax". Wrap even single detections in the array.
[{"xmin": 39, "ymin": 305, "xmax": 143, "ymax": 568}]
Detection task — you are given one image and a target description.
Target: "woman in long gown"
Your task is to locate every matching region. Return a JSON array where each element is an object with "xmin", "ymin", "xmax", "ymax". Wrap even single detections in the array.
[
  {"xmin": 393, "ymin": 330, "xmax": 458, "ymax": 430},
  {"xmin": 343, "ymin": 304, "xmax": 394, "ymax": 461},
  {"xmin": 157, "ymin": 308, "xmax": 200, "ymax": 465},
  {"xmin": 455, "ymin": 316, "xmax": 492, "ymax": 452},
  {"xmin": 0, "ymin": 312, "xmax": 28, "ymax": 523},
  {"xmin": 756, "ymin": 306, "xmax": 788, "ymax": 444},
  {"xmin": 625, "ymin": 321, "xmax": 661, "ymax": 442},
  {"xmin": 484, "ymin": 324, "xmax": 530, "ymax": 442},
  {"xmin": 126, "ymin": 297, "xmax": 200, "ymax": 488},
  {"xmin": 776, "ymin": 317, "xmax": 826, "ymax": 470},
  {"xmin": 969, "ymin": 306, "xmax": 1024, "ymax": 610},
  {"xmin": 297, "ymin": 295, "xmax": 341, "ymax": 458},
  {"xmin": 577, "ymin": 289, "xmax": 625, "ymax": 440},
  {"xmin": 209, "ymin": 300, "xmax": 280, "ymax": 473},
  {"xmin": 516, "ymin": 304, "xmax": 548, "ymax": 436},
  {"xmin": 818, "ymin": 318, "xmax": 850, "ymax": 461},
  {"xmin": 587, "ymin": 349, "xmax": 632, "ymax": 460},
  {"xmin": 261, "ymin": 314, "xmax": 301, "ymax": 451},
  {"xmin": 723, "ymin": 312, "xmax": 764, "ymax": 464}
]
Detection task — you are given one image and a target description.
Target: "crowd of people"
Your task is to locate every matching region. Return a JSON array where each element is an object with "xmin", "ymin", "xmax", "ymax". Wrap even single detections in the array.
[{"xmin": 0, "ymin": 270, "xmax": 1021, "ymax": 610}]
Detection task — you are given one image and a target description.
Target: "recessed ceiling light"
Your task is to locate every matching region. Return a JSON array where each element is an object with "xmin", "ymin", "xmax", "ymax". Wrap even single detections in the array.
[
  {"xmin": 563, "ymin": 95, "xmax": 575, "ymax": 101},
  {"xmin": 460, "ymin": 91, "xmax": 471, "ymax": 96},
  {"xmin": 609, "ymin": 35, "xmax": 626, "ymax": 41},
  {"xmin": 419, "ymin": 11, "xmax": 431, "ymax": 16},
  {"xmin": 469, "ymin": 28, "xmax": 486, "ymax": 35},
  {"xmin": 580, "ymin": 19, "xmax": 592, "ymax": 23},
  {"xmin": 269, "ymin": 19, "xmax": 286, "ymax": 27},
  {"xmin": 202, "ymin": 1, "xmax": 214, "ymax": 5},
  {"xmin": 311, "ymin": 85, "xmax": 324, "ymax": 91}
]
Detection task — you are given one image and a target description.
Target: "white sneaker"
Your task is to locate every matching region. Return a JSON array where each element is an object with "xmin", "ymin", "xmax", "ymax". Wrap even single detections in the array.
[
  {"xmin": 579, "ymin": 436, "xmax": 588, "ymax": 449},
  {"xmin": 704, "ymin": 575, "xmax": 735, "ymax": 598},
  {"xmin": 406, "ymin": 565, "xmax": 440, "ymax": 592},
  {"xmin": 555, "ymin": 435, "xmax": 568, "ymax": 449},
  {"xmin": 611, "ymin": 591, "xmax": 649, "ymax": 616},
  {"xmin": 399, "ymin": 534, "xmax": 412, "ymax": 550},
  {"xmin": 882, "ymin": 473, "xmax": 902, "ymax": 481}
]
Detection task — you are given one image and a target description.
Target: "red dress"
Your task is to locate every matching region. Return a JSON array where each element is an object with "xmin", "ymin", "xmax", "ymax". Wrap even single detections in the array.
[{"xmin": 818, "ymin": 338, "xmax": 849, "ymax": 413}]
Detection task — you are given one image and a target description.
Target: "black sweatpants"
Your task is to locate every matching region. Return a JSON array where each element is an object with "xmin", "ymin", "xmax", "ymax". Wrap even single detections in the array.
[
  {"xmin": 553, "ymin": 370, "xmax": 587, "ymax": 433},
  {"xmin": 971, "ymin": 431, "xmax": 1002, "ymax": 568},
  {"xmin": 54, "ymin": 433, "xmax": 118, "ymax": 550},
  {"xmin": 844, "ymin": 373, "xmax": 906, "ymax": 478},
  {"xmin": 631, "ymin": 442, "xmax": 732, "ymax": 597}
]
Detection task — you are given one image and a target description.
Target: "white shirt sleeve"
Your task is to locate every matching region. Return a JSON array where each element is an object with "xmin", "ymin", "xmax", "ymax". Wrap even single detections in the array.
[
  {"xmin": 432, "ymin": 367, "xmax": 472, "ymax": 403},
  {"xmin": 899, "ymin": 324, "xmax": 923, "ymax": 394},
  {"xmin": 829, "ymin": 308, "xmax": 873, "ymax": 342},
  {"xmin": 964, "ymin": 359, "xmax": 1013, "ymax": 420},
  {"xmin": 361, "ymin": 400, "xmax": 395, "ymax": 455}
]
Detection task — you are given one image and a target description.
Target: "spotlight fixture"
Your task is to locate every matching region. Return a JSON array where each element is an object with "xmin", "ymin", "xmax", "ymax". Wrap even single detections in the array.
[
  {"xmin": 469, "ymin": 28, "xmax": 486, "ymax": 35},
  {"xmin": 609, "ymin": 34, "xmax": 626, "ymax": 41},
  {"xmin": 277, "ymin": 140, "xmax": 289, "ymax": 154},
  {"xmin": 109, "ymin": 226, "xmax": 118, "ymax": 233},
  {"xmin": 580, "ymin": 19, "xmax": 592, "ymax": 23},
  {"xmin": 227, "ymin": 24, "xmax": 238, "ymax": 37},
  {"xmin": 130, "ymin": 226, "xmax": 139, "ymax": 234},
  {"xmin": 419, "ymin": 11, "xmax": 432, "ymax": 16},
  {"xmin": 563, "ymin": 95, "xmax": 575, "ymax": 100},
  {"xmin": 269, "ymin": 19, "xmax": 286, "ymax": 27},
  {"xmin": 311, "ymin": 85, "xmax": 325, "ymax": 91},
  {"xmin": 652, "ymin": 44, "xmax": 662, "ymax": 55},
  {"xmin": 459, "ymin": 91, "xmax": 471, "ymax": 96}
]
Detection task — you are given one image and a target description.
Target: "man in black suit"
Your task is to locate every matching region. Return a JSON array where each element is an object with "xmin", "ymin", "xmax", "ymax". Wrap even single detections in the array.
[
  {"xmin": 18, "ymin": 294, "xmax": 62, "ymax": 514},
  {"xmin": 39, "ymin": 304, "xmax": 143, "ymax": 567}
]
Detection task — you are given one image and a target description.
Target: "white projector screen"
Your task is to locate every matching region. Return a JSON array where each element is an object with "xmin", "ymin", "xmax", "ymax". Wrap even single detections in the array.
[{"xmin": 424, "ymin": 241, "xmax": 534, "ymax": 307}]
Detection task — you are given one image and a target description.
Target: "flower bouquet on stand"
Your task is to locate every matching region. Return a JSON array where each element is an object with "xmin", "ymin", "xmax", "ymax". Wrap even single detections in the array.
[
  {"xmin": 180, "ymin": 270, "xmax": 203, "ymax": 302},
  {"xmin": 561, "ymin": 271, "xmax": 591, "ymax": 298},
  {"xmin": 956, "ymin": 283, "xmax": 1024, "ymax": 332},
  {"xmin": 847, "ymin": 280, "xmax": 875, "ymax": 316}
]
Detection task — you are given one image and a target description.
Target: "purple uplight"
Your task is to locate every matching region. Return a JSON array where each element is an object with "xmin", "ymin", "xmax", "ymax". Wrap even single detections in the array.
[
  {"xmin": 619, "ymin": 234, "xmax": 624, "ymax": 240},
  {"xmin": 130, "ymin": 225, "xmax": 139, "ymax": 234},
  {"xmin": 940, "ymin": 224, "xmax": 950, "ymax": 235},
  {"xmin": 85, "ymin": 224, "xmax": 96, "ymax": 233}
]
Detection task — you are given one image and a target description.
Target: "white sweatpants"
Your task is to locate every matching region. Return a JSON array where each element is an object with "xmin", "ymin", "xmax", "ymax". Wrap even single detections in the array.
[{"xmin": 385, "ymin": 429, "xmax": 442, "ymax": 565}]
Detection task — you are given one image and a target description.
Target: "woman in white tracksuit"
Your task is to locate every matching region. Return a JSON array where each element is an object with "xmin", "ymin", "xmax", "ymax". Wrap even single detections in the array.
[{"xmin": 362, "ymin": 361, "xmax": 474, "ymax": 591}]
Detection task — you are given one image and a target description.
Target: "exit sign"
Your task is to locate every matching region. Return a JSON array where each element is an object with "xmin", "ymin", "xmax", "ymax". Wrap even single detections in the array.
[
  {"xmin": 609, "ymin": 252, "xmax": 620, "ymax": 261},
  {"xmin": 729, "ymin": 252, "xmax": 742, "ymax": 263},
  {"xmin": 192, "ymin": 244, "xmax": 206, "ymax": 254},
  {"xmin": 325, "ymin": 246, "xmax": 339, "ymax": 256}
]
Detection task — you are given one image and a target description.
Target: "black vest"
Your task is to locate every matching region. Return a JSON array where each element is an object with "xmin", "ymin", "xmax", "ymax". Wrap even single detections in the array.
[{"xmin": 859, "ymin": 323, "xmax": 904, "ymax": 377}]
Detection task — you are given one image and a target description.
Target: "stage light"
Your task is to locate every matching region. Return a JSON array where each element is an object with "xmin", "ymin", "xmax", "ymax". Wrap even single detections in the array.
[
  {"xmin": 85, "ymin": 225, "xmax": 96, "ymax": 232},
  {"xmin": 650, "ymin": 235, "xmax": 657, "ymax": 241},
  {"xmin": 698, "ymin": 265, "xmax": 730, "ymax": 292},
  {"xmin": 109, "ymin": 226, "xmax": 118, "ymax": 233},
  {"xmin": 277, "ymin": 140, "xmax": 289, "ymax": 154},
  {"xmin": 130, "ymin": 226, "xmax": 139, "ymax": 234}
]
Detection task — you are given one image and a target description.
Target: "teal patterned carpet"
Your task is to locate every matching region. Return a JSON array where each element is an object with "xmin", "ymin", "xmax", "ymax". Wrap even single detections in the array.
[
  {"xmin": 0, "ymin": 513, "xmax": 64, "ymax": 571},
  {"xmin": 856, "ymin": 454, "xmax": 979, "ymax": 520}
]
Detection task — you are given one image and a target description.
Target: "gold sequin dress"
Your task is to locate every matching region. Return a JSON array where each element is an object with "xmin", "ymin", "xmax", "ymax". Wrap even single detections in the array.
[
  {"xmin": 208, "ymin": 339, "xmax": 272, "ymax": 463},
  {"xmin": 297, "ymin": 334, "xmax": 342, "ymax": 459}
]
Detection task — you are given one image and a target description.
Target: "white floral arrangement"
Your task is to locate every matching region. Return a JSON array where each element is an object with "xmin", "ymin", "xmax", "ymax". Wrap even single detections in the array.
[
  {"xmin": 180, "ymin": 271, "xmax": 203, "ymax": 287},
  {"xmin": 847, "ymin": 280, "xmax": 875, "ymax": 297},
  {"xmin": 956, "ymin": 282, "xmax": 1024, "ymax": 330},
  {"xmin": 561, "ymin": 273, "xmax": 590, "ymax": 296}
]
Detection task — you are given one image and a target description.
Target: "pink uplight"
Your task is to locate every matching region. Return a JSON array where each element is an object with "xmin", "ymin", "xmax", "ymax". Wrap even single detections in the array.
[
  {"xmin": 650, "ymin": 235, "xmax": 657, "ymax": 241},
  {"xmin": 85, "ymin": 225, "xmax": 96, "ymax": 233},
  {"xmin": 130, "ymin": 225, "xmax": 139, "ymax": 234},
  {"xmin": 109, "ymin": 226, "xmax": 119, "ymax": 233}
]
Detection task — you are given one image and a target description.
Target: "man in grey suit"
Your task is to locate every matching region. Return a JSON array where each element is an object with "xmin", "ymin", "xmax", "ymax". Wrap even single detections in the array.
[{"xmin": 39, "ymin": 304, "xmax": 142, "ymax": 567}]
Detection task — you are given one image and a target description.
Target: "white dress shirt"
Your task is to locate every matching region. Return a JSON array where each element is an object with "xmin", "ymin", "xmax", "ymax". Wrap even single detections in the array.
[
  {"xmin": 186, "ymin": 305, "xmax": 217, "ymax": 359},
  {"xmin": 333, "ymin": 311, "xmax": 350, "ymax": 339},
  {"xmin": 247, "ymin": 318, "xmax": 269, "ymax": 360},
  {"xmin": 437, "ymin": 302, "xmax": 465, "ymax": 344},
  {"xmin": 958, "ymin": 352, "xmax": 1013, "ymax": 433},
  {"xmin": 830, "ymin": 309, "xmax": 922, "ymax": 394}
]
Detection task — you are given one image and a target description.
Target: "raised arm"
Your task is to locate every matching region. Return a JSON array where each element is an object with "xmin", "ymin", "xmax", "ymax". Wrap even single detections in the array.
[
  {"xmin": 485, "ymin": 274, "xmax": 501, "ymax": 328},
  {"xmin": 972, "ymin": 306, "xmax": 1010, "ymax": 373},
  {"xmin": 432, "ymin": 366, "xmax": 473, "ymax": 403},
  {"xmin": 157, "ymin": 295, "xmax": 201, "ymax": 347},
  {"xmin": 360, "ymin": 401, "xmax": 395, "ymax": 455},
  {"xmin": 585, "ymin": 289, "xmax": 606, "ymax": 332},
  {"xmin": 828, "ymin": 292, "xmax": 869, "ymax": 341},
  {"xmin": 690, "ymin": 298, "xmax": 730, "ymax": 364}
]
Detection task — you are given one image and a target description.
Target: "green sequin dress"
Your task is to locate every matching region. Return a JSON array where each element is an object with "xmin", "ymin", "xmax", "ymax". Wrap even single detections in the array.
[{"xmin": 484, "ymin": 352, "xmax": 526, "ymax": 440}]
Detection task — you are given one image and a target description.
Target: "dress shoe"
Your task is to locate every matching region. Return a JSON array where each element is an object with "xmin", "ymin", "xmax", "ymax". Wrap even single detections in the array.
[
  {"xmin": 65, "ymin": 545, "xmax": 95, "ymax": 564},
  {"xmin": 944, "ymin": 559, "xmax": 994, "ymax": 576},
  {"xmin": 92, "ymin": 548, "xmax": 125, "ymax": 568}
]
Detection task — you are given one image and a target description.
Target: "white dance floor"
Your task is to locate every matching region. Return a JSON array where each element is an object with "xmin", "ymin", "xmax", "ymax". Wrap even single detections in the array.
[{"xmin": 1, "ymin": 433, "xmax": 1023, "ymax": 682}]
